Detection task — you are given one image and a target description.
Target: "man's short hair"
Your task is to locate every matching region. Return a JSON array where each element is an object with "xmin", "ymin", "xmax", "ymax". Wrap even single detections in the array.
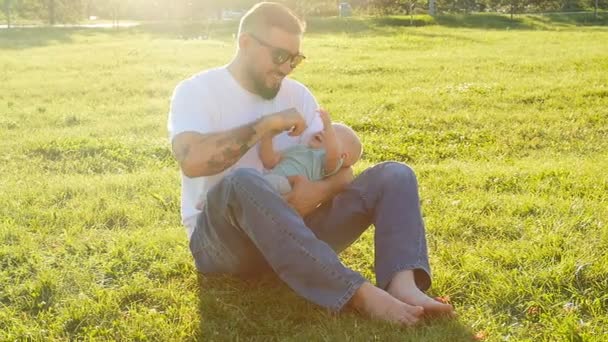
[{"xmin": 238, "ymin": 2, "xmax": 306, "ymax": 37}]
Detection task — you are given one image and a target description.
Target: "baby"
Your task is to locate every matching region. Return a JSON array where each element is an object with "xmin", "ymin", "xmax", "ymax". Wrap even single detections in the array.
[
  {"xmin": 259, "ymin": 109, "xmax": 362, "ymax": 194},
  {"xmin": 195, "ymin": 109, "xmax": 361, "ymax": 210}
]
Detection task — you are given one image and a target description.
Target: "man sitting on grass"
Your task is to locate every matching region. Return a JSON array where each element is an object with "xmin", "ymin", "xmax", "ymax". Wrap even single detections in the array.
[{"xmin": 168, "ymin": 2, "xmax": 454, "ymax": 325}]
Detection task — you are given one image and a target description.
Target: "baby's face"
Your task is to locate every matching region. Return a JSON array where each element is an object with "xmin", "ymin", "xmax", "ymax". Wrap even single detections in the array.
[
  {"xmin": 307, "ymin": 124, "xmax": 361, "ymax": 167},
  {"xmin": 307, "ymin": 131, "xmax": 331, "ymax": 150}
]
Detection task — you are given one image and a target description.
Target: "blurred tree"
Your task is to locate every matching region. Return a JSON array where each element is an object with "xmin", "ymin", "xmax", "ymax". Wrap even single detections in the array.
[
  {"xmin": 280, "ymin": 0, "xmax": 336, "ymax": 16},
  {"xmin": 48, "ymin": 0, "xmax": 54, "ymax": 24},
  {"xmin": 2, "ymin": 0, "xmax": 604, "ymax": 23},
  {"xmin": 12, "ymin": 0, "xmax": 87, "ymax": 25},
  {"xmin": 1, "ymin": 0, "xmax": 13, "ymax": 27},
  {"xmin": 358, "ymin": 0, "xmax": 429, "ymax": 15}
]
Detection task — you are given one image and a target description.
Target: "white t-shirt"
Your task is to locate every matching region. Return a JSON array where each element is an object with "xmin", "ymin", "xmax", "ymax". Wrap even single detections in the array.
[{"xmin": 167, "ymin": 66, "xmax": 323, "ymax": 238}]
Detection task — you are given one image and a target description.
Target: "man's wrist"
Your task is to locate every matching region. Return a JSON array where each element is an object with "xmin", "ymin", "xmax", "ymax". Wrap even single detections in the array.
[
  {"xmin": 316, "ymin": 177, "xmax": 338, "ymax": 203},
  {"xmin": 330, "ymin": 168, "xmax": 353, "ymax": 193},
  {"xmin": 257, "ymin": 115, "xmax": 277, "ymax": 135}
]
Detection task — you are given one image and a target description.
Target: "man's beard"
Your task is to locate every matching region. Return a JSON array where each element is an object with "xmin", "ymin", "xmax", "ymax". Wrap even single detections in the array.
[{"xmin": 248, "ymin": 67, "xmax": 281, "ymax": 100}]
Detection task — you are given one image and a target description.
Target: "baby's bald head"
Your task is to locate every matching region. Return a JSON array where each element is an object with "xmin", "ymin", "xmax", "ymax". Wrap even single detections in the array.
[{"xmin": 333, "ymin": 123, "xmax": 362, "ymax": 167}]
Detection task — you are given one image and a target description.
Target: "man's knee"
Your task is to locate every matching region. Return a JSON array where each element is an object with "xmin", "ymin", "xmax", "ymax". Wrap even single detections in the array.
[
  {"xmin": 227, "ymin": 168, "xmax": 261, "ymax": 185},
  {"xmin": 208, "ymin": 168, "xmax": 261, "ymax": 200},
  {"xmin": 225, "ymin": 168, "xmax": 272, "ymax": 194},
  {"xmin": 374, "ymin": 162, "xmax": 417, "ymax": 187}
]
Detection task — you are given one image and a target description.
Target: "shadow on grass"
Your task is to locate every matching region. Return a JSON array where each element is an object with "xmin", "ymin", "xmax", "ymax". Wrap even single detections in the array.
[
  {"xmin": 0, "ymin": 22, "xmax": 234, "ymax": 50},
  {"xmin": 194, "ymin": 273, "xmax": 476, "ymax": 341},
  {"xmin": 0, "ymin": 28, "xmax": 66, "ymax": 49},
  {"xmin": 0, "ymin": 23, "xmax": 232, "ymax": 50},
  {"xmin": 0, "ymin": 27, "xmax": 110, "ymax": 49},
  {"xmin": 524, "ymin": 12, "xmax": 608, "ymax": 28},
  {"xmin": 163, "ymin": 17, "xmax": 481, "ymax": 42},
  {"xmin": 59, "ymin": 12, "xmax": 608, "ymax": 42},
  {"xmin": 1, "ymin": 13, "xmax": 606, "ymax": 50},
  {"xmin": 434, "ymin": 13, "xmax": 529, "ymax": 29},
  {"xmin": 434, "ymin": 12, "xmax": 607, "ymax": 29}
]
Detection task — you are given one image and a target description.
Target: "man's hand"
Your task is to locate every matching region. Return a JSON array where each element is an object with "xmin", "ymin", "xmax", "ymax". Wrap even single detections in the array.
[
  {"xmin": 265, "ymin": 107, "xmax": 307, "ymax": 137},
  {"xmin": 282, "ymin": 175, "xmax": 325, "ymax": 217},
  {"xmin": 172, "ymin": 107, "xmax": 305, "ymax": 178},
  {"xmin": 282, "ymin": 167, "xmax": 354, "ymax": 217}
]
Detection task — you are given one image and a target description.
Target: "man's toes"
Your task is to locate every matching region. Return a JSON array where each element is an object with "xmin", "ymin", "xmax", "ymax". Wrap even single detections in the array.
[
  {"xmin": 412, "ymin": 305, "xmax": 424, "ymax": 317},
  {"xmin": 434, "ymin": 296, "xmax": 450, "ymax": 304},
  {"xmin": 436, "ymin": 302, "xmax": 454, "ymax": 313},
  {"xmin": 423, "ymin": 301, "xmax": 455, "ymax": 317},
  {"xmin": 401, "ymin": 312, "xmax": 420, "ymax": 326}
]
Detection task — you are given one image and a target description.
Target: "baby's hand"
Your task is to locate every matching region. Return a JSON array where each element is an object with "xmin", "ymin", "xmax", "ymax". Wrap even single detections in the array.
[{"xmin": 317, "ymin": 108, "xmax": 332, "ymax": 129}]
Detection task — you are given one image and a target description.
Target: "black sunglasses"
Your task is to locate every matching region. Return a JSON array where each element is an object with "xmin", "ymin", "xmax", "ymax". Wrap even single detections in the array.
[{"xmin": 249, "ymin": 33, "xmax": 306, "ymax": 69}]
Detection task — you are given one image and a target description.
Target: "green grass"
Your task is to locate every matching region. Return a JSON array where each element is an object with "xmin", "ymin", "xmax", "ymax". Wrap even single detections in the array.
[{"xmin": 1, "ymin": 14, "xmax": 607, "ymax": 341}]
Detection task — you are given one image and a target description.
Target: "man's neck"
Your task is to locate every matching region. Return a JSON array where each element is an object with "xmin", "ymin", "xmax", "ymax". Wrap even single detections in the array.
[{"xmin": 226, "ymin": 57, "xmax": 256, "ymax": 95}]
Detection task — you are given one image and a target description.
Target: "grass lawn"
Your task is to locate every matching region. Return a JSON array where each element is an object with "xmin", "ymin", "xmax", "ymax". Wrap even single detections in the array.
[{"xmin": 1, "ymin": 14, "xmax": 607, "ymax": 341}]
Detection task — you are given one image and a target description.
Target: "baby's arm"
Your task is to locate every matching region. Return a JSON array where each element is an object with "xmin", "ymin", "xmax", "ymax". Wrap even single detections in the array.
[
  {"xmin": 319, "ymin": 109, "xmax": 341, "ymax": 175},
  {"xmin": 259, "ymin": 133, "xmax": 282, "ymax": 169}
]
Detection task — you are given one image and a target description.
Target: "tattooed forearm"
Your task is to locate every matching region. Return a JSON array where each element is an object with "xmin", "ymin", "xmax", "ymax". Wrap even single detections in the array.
[
  {"xmin": 174, "ymin": 142, "xmax": 193, "ymax": 163},
  {"xmin": 216, "ymin": 125, "xmax": 257, "ymax": 147},
  {"xmin": 203, "ymin": 125, "xmax": 258, "ymax": 173},
  {"xmin": 173, "ymin": 118, "xmax": 269, "ymax": 177},
  {"xmin": 205, "ymin": 142, "xmax": 252, "ymax": 173}
]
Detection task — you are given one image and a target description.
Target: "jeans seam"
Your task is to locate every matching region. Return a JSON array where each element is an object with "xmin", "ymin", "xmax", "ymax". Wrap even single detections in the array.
[
  {"xmin": 335, "ymin": 277, "xmax": 366, "ymax": 311},
  {"xmin": 416, "ymin": 226, "xmax": 424, "ymax": 266},
  {"xmin": 411, "ymin": 182, "xmax": 425, "ymax": 268},
  {"xmin": 232, "ymin": 176, "xmax": 355, "ymax": 287}
]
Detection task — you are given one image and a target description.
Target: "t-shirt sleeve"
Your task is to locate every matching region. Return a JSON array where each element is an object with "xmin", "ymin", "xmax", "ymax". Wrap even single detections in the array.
[
  {"xmin": 167, "ymin": 78, "xmax": 215, "ymax": 144},
  {"xmin": 297, "ymin": 85, "xmax": 323, "ymax": 145}
]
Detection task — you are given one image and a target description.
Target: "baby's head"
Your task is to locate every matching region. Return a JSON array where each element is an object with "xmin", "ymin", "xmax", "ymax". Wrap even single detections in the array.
[
  {"xmin": 308, "ymin": 123, "xmax": 362, "ymax": 167},
  {"xmin": 333, "ymin": 123, "xmax": 362, "ymax": 167}
]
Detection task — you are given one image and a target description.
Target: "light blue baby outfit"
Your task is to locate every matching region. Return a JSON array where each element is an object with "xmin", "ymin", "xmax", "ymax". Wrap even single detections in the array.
[{"xmin": 264, "ymin": 145, "xmax": 343, "ymax": 194}]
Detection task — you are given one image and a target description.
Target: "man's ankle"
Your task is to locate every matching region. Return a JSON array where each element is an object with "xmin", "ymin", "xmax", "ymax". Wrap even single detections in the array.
[{"xmin": 349, "ymin": 282, "xmax": 372, "ymax": 311}]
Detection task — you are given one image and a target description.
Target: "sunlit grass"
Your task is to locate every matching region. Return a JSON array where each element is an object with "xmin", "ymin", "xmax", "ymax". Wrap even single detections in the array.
[{"xmin": 1, "ymin": 15, "xmax": 607, "ymax": 340}]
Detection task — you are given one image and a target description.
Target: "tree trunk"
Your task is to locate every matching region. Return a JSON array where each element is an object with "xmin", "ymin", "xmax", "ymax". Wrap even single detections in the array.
[
  {"xmin": 49, "ymin": 0, "xmax": 55, "ymax": 26},
  {"xmin": 410, "ymin": 3, "xmax": 415, "ymax": 25},
  {"xmin": 86, "ymin": 0, "xmax": 91, "ymax": 19},
  {"xmin": 510, "ymin": 1, "xmax": 514, "ymax": 21},
  {"xmin": 111, "ymin": 2, "xmax": 119, "ymax": 29},
  {"xmin": 5, "ymin": 0, "xmax": 11, "ymax": 28},
  {"xmin": 429, "ymin": 0, "xmax": 436, "ymax": 16},
  {"xmin": 595, "ymin": 0, "xmax": 599, "ymax": 18}
]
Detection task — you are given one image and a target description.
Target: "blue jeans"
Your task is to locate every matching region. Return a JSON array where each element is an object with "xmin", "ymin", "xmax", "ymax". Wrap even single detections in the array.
[{"xmin": 190, "ymin": 162, "xmax": 431, "ymax": 311}]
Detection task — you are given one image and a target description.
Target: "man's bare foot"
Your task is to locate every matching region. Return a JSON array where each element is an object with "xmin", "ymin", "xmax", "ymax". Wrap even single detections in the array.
[
  {"xmin": 350, "ymin": 282, "xmax": 424, "ymax": 326},
  {"xmin": 387, "ymin": 270, "xmax": 455, "ymax": 318}
]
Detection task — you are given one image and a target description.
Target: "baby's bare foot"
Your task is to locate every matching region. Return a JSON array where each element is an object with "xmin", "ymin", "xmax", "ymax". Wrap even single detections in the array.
[{"xmin": 350, "ymin": 282, "xmax": 424, "ymax": 326}]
